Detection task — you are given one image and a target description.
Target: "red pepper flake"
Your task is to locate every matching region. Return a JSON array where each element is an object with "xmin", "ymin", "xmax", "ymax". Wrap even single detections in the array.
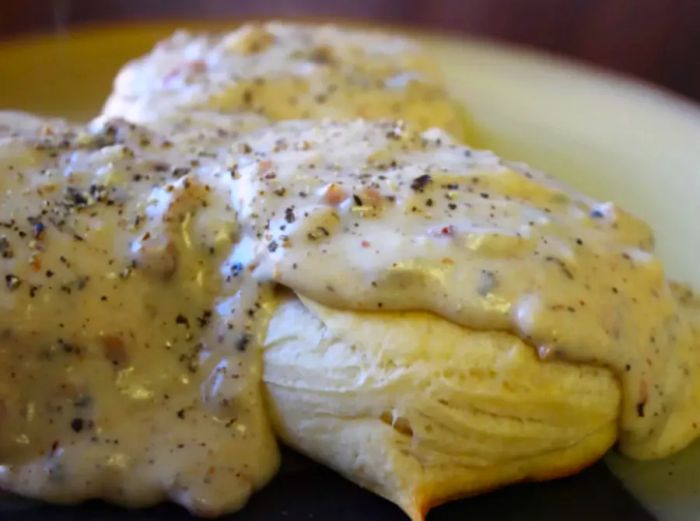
[
  {"xmin": 428, "ymin": 225, "xmax": 455, "ymax": 237},
  {"xmin": 361, "ymin": 240, "xmax": 371, "ymax": 248}
]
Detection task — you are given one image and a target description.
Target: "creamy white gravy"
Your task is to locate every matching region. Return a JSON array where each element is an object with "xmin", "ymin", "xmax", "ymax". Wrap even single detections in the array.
[
  {"xmin": 229, "ymin": 119, "xmax": 700, "ymax": 459},
  {"xmin": 0, "ymin": 119, "xmax": 278, "ymax": 514},
  {"xmin": 102, "ymin": 22, "xmax": 465, "ymax": 139},
  {"xmin": 1, "ymin": 116, "xmax": 698, "ymax": 515}
]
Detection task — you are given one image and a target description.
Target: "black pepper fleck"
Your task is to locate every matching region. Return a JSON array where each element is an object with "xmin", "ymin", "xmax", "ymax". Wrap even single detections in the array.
[
  {"xmin": 236, "ymin": 334, "xmax": 250, "ymax": 352},
  {"xmin": 284, "ymin": 207, "xmax": 295, "ymax": 223},
  {"xmin": 70, "ymin": 418, "xmax": 84, "ymax": 433},
  {"xmin": 410, "ymin": 174, "xmax": 432, "ymax": 192},
  {"xmin": 5, "ymin": 274, "xmax": 21, "ymax": 291}
]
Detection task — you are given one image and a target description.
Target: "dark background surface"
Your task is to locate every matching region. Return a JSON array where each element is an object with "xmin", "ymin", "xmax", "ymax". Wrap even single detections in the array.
[
  {"xmin": 1, "ymin": 449, "xmax": 656, "ymax": 521},
  {"xmin": 1, "ymin": 0, "xmax": 699, "ymax": 103}
]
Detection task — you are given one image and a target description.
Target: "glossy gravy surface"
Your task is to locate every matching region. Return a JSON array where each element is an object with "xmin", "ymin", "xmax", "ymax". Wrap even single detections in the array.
[
  {"xmin": 1, "ymin": 117, "xmax": 699, "ymax": 515},
  {"xmin": 0, "ymin": 120, "xmax": 278, "ymax": 514},
  {"xmin": 102, "ymin": 22, "xmax": 465, "ymax": 139},
  {"xmin": 231, "ymin": 120, "xmax": 700, "ymax": 459}
]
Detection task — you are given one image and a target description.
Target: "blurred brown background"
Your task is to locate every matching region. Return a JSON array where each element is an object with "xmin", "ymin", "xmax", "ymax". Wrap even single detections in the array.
[{"xmin": 1, "ymin": 0, "xmax": 699, "ymax": 103}]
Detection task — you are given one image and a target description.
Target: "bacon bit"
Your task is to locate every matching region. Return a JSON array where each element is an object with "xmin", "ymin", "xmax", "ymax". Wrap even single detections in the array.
[
  {"xmin": 258, "ymin": 160, "xmax": 273, "ymax": 175},
  {"xmin": 30, "ymin": 255, "xmax": 42, "ymax": 272},
  {"xmin": 361, "ymin": 240, "xmax": 371, "ymax": 248},
  {"xmin": 323, "ymin": 183, "xmax": 347, "ymax": 206},
  {"xmin": 101, "ymin": 335, "xmax": 128, "ymax": 368},
  {"xmin": 164, "ymin": 60, "xmax": 207, "ymax": 83},
  {"xmin": 360, "ymin": 187, "xmax": 383, "ymax": 208}
]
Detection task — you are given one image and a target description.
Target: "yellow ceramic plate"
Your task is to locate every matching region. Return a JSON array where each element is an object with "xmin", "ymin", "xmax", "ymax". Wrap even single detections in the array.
[{"xmin": 1, "ymin": 22, "xmax": 699, "ymax": 521}]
